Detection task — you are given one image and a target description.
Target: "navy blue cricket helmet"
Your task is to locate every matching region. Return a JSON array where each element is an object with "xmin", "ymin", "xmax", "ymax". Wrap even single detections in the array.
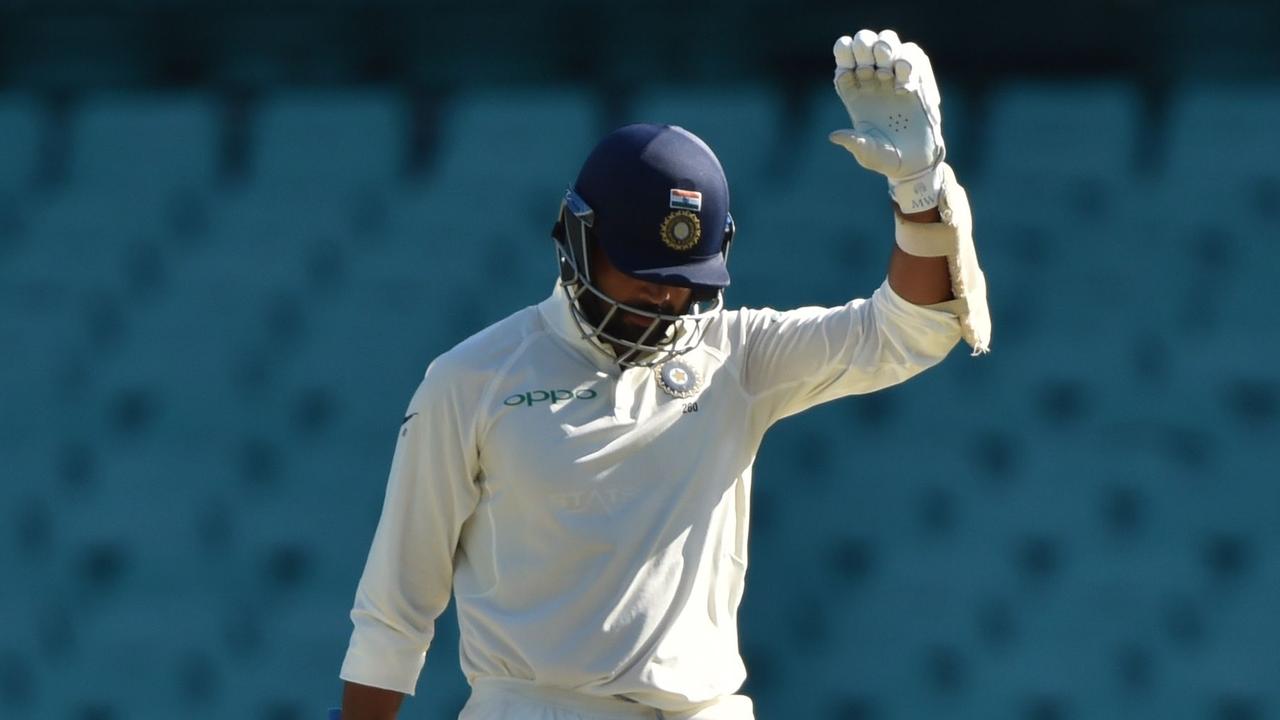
[{"xmin": 552, "ymin": 123, "xmax": 736, "ymax": 367}]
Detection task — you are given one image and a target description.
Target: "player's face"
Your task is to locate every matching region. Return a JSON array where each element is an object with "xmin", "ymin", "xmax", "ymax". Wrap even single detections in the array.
[{"xmin": 586, "ymin": 248, "xmax": 694, "ymax": 347}]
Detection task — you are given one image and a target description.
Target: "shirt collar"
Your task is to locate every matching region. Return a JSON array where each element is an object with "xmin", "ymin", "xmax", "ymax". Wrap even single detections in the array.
[{"xmin": 537, "ymin": 281, "xmax": 619, "ymax": 373}]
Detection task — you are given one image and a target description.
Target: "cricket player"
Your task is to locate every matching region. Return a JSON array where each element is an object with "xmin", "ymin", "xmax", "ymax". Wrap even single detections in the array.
[{"xmin": 338, "ymin": 29, "xmax": 990, "ymax": 720}]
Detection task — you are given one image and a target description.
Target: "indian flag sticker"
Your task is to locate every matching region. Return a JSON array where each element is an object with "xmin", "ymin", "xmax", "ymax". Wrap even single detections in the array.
[{"xmin": 669, "ymin": 189, "xmax": 703, "ymax": 212}]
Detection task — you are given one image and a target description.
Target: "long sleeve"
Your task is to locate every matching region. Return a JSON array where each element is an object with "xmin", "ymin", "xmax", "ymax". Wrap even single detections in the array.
[
  {"xmin": 739, "ymin": 280, "xmax": 962, "ymax": 426},
  {"xmin": 340, "ymin": 357, "xmax": 483, "ymax": 695}
]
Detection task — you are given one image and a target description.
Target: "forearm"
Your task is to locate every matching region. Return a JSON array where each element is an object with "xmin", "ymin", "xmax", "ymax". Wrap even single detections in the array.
[
  {"xmin": 886, "ymin": 205, "xmax": 953, "ymax": 305},
  {"xmin": 342, "ymin": 681, "xmax": 405, "ymax": 720}
]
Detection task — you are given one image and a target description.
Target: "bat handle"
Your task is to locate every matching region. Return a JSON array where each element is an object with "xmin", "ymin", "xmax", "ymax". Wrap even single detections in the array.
[{"xmin": 327, "ymin": 708, "xmax": 342, "ymax": 720}]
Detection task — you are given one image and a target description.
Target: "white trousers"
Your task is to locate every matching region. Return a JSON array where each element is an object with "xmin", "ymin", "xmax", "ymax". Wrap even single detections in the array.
[{"xmin": 458, "ymin": 678, "xmax": 755, "ymax": 720}]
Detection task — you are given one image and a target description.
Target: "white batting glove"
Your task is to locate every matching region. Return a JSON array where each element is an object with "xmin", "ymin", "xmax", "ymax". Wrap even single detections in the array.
[{"xmin": 829, "ymin": 29, "xmax": 946, "ymax": 212}]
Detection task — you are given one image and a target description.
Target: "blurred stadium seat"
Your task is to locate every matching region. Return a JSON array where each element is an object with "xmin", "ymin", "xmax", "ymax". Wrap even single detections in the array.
[
  {"xmin": 432, "ymin": 88, "xmax": 596, "ymax": 186},
  {"xmin": 0, "ymin": 95, "xmax": 41, "ymax": 192},
  {"xmin": 984, "ymin": 82, "xmax": 1140, "ymax": 180},
  {"xmin": 379, "ymin": 90, "xmax": 598, "ymax": 331},
  {"xmin": 427, "ymin": 87, "xmax": 595, "ymax": 224},
  {"xmin": 69, "ymin": 93, "xmax": 220, "ymax": 193},
  {"xmin": 1164, "ymin": 84, "xmax": 1280, "ymax": 211},
  {"xmin": 976, "ymin": 82, "xmax": 1141, "ymax": 237},
  {"xmin": 968, "ymin": 84, "xmax": 1169, "ymax": 345},
  {"xmin": 1154, "ymin": 85, "xmax": 1279, "ymax": 345},
  {"xmin": 72, "ymin": 594, "xmax": 228, "ymax": 719},
  {"xmin": 251, "ymin": 90, "xmax": 408, "ymax": 194}
]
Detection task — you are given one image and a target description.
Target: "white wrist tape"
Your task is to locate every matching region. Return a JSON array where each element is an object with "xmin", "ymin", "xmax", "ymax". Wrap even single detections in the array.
[{"xmin": 893, "ymin": 162, "xmax": 991, "ymax": 354}]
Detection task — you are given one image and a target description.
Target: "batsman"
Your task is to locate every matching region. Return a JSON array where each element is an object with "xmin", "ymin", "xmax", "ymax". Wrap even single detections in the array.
[{"xmin": 337, "ymin": 28, "xmax": 991, "ymax": 720}]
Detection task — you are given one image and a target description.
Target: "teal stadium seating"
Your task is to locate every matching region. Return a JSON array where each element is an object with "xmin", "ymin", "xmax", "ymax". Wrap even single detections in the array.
[
  {"xmin": 1, "ymin": 85, "xmax": 1278, "ymax": 720},
  {"xmin": 0, "ymin": 95, "xmax": 41, "ymax": 192}
]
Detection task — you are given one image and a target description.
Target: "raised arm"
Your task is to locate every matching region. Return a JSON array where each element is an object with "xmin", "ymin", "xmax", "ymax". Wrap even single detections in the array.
[
  {"xmin": 829, "ymin": 28, "xmax": 990, "ymax": 351},
  {"xmin": 737, "ymin": 29, "xmax": 990, "ymax": 424}
]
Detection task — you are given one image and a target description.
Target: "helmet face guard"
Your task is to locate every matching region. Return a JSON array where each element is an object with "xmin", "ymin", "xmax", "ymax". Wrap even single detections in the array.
[{"xmin": 553, "ymin": 188, "xmax": 731, "ymax": 368}]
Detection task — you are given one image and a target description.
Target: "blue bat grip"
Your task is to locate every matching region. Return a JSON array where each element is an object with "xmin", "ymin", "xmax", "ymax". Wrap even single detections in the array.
[{"xmin": 327, "ymin": 708, "xmax": 342, "ymax": 720}]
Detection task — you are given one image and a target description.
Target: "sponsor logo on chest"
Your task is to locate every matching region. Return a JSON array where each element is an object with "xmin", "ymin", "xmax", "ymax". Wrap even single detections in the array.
[{"xmin": 503, "ymin": 388, "xmax": 598, "ymax": 407}]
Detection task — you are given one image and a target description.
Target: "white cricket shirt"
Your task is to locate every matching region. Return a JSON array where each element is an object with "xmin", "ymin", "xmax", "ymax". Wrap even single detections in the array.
[{"xmin": 340, "ymin": 279, "xmax": 962, "ymax": 712}]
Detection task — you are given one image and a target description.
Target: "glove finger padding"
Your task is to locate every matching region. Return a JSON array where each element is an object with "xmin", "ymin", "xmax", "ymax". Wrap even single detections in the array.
[
  {"xmin": 834, "ymin": 35, "xmax": 856, "ymax": 69},
  {"xmin": 851, "ymin": 30, "xmax": 877, "ymax": 69},
  {"xmin": 900, "ymin": 42, "xmax": 943, "ymax": 135},
  {"xmin": 831, "ymin": 30, "xmax": 946, "ymax": 212},
  {"xmin": 892, "ymin": 58, "xmax": 913, "ymax": 91}
]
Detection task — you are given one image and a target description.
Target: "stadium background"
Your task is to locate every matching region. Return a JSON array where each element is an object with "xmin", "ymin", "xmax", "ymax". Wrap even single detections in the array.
[{"xmin": 2, "ymin": 1, "xmax": 1278, "ymax": 718}]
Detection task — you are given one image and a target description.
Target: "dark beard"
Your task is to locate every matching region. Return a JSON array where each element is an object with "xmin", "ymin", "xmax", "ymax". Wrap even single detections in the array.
[{"xmin": 579, "ymin": 291, "xmax": 677, "ymax": 347}]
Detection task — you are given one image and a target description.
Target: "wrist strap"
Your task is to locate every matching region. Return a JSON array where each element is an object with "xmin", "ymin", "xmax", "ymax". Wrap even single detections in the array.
[{"xmin": 888, "ymin": 162, "xmax": 945, "ymax": 213}]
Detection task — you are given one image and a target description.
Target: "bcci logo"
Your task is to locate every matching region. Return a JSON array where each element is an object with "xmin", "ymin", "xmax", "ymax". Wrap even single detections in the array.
[
  {"xmin": 659, "ymin": 210, "xmax": 701, "ymax": 252},
  {"xmin": 656, "ymin": 359, "xmax": 701, "ymax": 398}
]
